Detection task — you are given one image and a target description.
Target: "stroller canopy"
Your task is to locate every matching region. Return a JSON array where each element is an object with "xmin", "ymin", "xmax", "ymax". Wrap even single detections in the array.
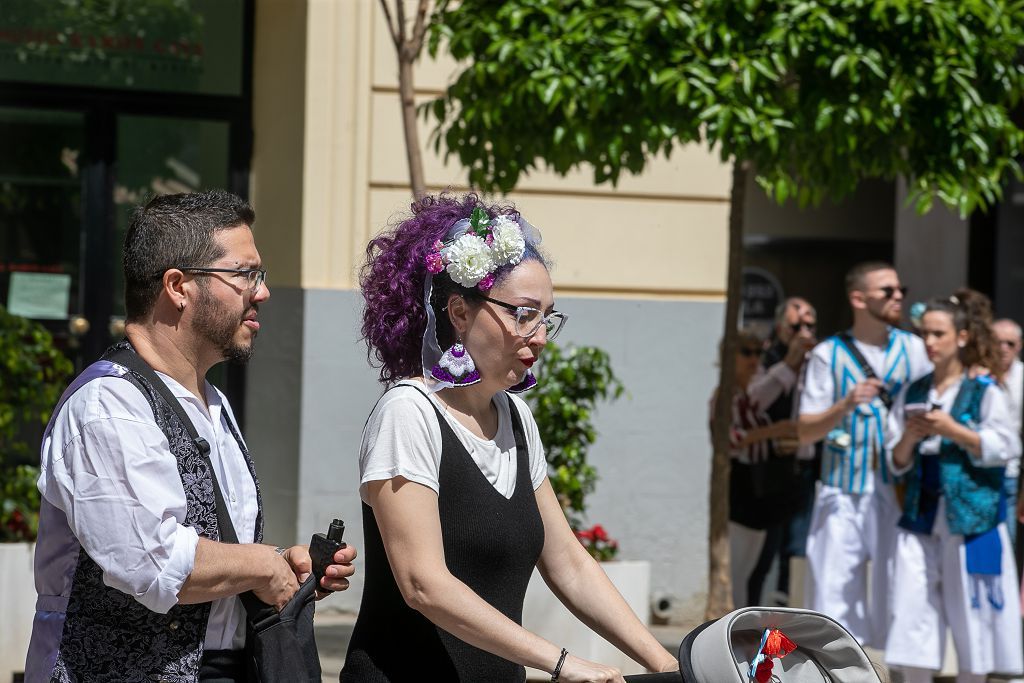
[{"xmin": 679, "ymin": 607, "xmax": 882, "ymax": 683}]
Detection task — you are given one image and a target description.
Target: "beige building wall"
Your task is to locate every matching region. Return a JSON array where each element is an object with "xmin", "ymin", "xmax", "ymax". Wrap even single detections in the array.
[
  {"xmin": 254, "ymin": 0, "xmax": 731, "ymax": 297},
  {"xmin": 248, "ymin": 0, "xmax": 731, "ymax": 622}
]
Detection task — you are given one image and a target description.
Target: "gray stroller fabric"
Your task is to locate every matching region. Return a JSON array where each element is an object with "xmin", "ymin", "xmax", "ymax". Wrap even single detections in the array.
[{"xmin": 680, "ymin": 607, "xmax": 882, "ymax": 683}]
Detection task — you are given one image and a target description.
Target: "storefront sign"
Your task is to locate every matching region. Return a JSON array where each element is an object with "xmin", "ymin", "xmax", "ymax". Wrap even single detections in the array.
[
  {"xmin": 7, "ymin": 271, "xmax": 71, "ymax": 320},
  {"xmin": 0, "ymin": 0, "xmax": 244, "ymax": 95},
  {"xmin": 741, "ymin": 267, "xmax": 784, "ymax": 329}
]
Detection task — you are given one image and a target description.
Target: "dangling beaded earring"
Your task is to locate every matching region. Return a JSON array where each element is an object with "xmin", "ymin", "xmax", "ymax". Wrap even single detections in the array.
[
  {"xmin": 431, "ymin": 340, "xmax": 481, "ymax": 387},
  {"xmin": 508, "ymin": 370, "xmax": 537, "ymax": 394}
]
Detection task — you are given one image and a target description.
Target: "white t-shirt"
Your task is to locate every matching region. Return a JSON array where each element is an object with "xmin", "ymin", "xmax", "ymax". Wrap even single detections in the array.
[{"xmin": 359, "ymin": 380, "xmax": 548, "ymax": 502}]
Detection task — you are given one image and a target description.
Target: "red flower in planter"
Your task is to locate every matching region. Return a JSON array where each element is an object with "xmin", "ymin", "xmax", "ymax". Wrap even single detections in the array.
[{"xmin": 573, "ymin": 523, "xmax": 619, "ymax": 562}]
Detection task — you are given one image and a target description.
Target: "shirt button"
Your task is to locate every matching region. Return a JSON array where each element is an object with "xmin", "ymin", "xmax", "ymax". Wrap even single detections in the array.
[{"xmin": 168, "ymin": 619, "xmax": 180, "ymax": 631}]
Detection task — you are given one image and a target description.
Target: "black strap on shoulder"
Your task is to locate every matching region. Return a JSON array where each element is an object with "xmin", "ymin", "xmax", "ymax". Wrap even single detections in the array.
[
  {"xmin": 836, "ymin": 331, "xmax": 880, "ymax": 382},
  {"xmin": 103, "ymin": 346, "xmax": 275, "ymax": 620}
]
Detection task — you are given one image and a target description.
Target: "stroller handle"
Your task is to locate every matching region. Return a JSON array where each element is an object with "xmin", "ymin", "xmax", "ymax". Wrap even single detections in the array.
[{"xmin": 624, "ymin": 673, "xmax": 683, "ymax": 682}]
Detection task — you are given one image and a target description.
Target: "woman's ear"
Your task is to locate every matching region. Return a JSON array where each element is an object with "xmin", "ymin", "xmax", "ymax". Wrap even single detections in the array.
[
  {"xmin": 957, "ymin": 328, "xmax": 970, "ymax": 349},
  {"xmin": 447, "ymin": 293, "xmax": 469, "ymax": 337}
]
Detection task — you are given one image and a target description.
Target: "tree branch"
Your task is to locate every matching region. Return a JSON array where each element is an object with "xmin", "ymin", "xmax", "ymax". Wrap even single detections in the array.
[
  {"xmin": 408, "ymin": 0, "xmax": 432, "ymax": 57},
  {"xmin": 396, "ymin": 0, "xmax": 409, "ymax": 45},
  {"xmin": 378, "ymin": 0, "xmax": 401, "ymax": 49}
]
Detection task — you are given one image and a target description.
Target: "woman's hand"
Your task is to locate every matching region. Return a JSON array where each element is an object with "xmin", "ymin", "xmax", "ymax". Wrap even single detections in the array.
[
  {"xmin": 557, "ymin": 654, "xmax": 624, "ymax": 682},
  {"xmin": 916, "ymin": 409, "xmax": 957, "ymax": 438}
]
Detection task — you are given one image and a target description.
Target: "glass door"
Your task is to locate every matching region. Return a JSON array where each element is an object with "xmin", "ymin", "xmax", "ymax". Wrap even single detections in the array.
[{"xmin": 0, "ymin": 107, "xmax": 86, "ymax": 364}]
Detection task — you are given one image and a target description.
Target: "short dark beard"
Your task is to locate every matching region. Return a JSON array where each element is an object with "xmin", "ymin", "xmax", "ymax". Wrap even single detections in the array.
[
  {"xmin": 193, "ymin": 283, "xmax": 256, "ymax": 365},
  {"xmin": 866, "ymin": 304, "xmax": 901, "ymax": 326}
]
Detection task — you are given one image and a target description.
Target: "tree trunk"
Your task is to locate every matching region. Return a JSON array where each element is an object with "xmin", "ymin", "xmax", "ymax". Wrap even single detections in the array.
[
  {"xmin": 398, "ymin": 56, "xmax": 427, "ymax": 199},
  {"xmin": 705, "ymin": 159, "xmax": 749, "ymax": 621}
]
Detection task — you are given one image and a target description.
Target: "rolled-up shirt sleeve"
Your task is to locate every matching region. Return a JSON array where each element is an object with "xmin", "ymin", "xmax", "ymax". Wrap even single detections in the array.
[
  {"xmin": 974, "ymin": 384, "xmax": 1023, "ymax": 468},
  {"xmin": 41, "ymin": 384, "xmax": 199, "ymax": 614}
]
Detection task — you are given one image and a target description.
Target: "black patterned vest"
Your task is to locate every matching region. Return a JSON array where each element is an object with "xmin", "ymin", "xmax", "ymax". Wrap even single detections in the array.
[{"xmin": 47, "ymin": 342, "xmax": 263, "ymax": 682}]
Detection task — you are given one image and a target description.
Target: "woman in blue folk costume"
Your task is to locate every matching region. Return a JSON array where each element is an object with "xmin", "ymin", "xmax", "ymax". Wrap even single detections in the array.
[{"xmin": 885, "ymin": 292, "xmax": 1023, "ymax": 683}]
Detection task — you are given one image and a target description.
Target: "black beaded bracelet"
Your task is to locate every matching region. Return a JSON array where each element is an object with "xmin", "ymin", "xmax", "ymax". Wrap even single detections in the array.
[{"xmin": 551, "ymin": 648, "xmax": 568, "ymax": 681}]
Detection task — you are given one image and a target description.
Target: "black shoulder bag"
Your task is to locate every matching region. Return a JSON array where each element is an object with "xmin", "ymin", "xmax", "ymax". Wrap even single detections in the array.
[{"xmin": 104, "ymin": 347, "xmax": 321, "ymax": 682}]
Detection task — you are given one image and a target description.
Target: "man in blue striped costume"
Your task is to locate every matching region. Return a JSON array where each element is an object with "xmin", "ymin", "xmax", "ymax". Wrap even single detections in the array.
[{"xmin": 798, "ymin": 262, "xmax": 931, "ymax": 648}]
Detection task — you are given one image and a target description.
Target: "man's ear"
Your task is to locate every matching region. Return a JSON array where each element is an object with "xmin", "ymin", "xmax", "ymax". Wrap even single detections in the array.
[
  {"xmin": 849, "ymin": 290, "xmax": 866, "ymax": 311},
  {"xmin": 163, "ymin": 269, "xmax": 189, "ymax": 310}
]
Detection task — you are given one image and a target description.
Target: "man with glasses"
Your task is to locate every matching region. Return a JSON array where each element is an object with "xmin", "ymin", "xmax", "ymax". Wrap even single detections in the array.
[
  {"xmin": 27, "ymin": 191, "xmax": 357, "ymax": 682},
  {"xmin": 797, "ymin": 261, "xmax": 931, "ymax": 649}
]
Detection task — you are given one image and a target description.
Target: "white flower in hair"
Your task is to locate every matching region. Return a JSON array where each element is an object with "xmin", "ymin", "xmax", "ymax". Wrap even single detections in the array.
[
  {"xmin": 445, "ymin": 234, "xmax": 496, "ymax": 287},
  {"xmin": 490, "ymin": 215, "xmax": 526, "ymax": 266}
]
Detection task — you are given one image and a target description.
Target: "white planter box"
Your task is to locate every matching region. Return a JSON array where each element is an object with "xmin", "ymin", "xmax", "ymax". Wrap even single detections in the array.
[
  {"xmin": 1, "ymin": 542, "xmax": 35, "ymax": 683},
  {"xmin": 522, "ymin": 560, "xmax": 651, "ymax": 679}
]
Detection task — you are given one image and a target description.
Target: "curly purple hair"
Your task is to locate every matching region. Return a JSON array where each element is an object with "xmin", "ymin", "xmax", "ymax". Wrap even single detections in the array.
[{"xmin": 361, "ymin": 192, "xmax": 547, "ymax": 384}]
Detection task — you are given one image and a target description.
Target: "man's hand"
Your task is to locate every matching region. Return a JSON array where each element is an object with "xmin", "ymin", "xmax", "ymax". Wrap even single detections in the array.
[
  {"xmin": 282, "ymin": 543, "xmax": 358, "ymax": 598},
  {"xmin": 253, "ymin": 545, "xmax": 300, "ymax": 611},
  {"xmin": 843, "ymin": 379, "xmax": 883, "ymax": 412},
  {"xmin": 784, "ymin": 333, "xmax": 815, "ymax": 371}
]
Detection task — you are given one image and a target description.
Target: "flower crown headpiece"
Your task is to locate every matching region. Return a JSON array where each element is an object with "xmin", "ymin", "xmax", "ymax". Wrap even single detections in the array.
[{"xmin": 424, "ymin": 207, "xmax": 527, "ymax": 291}]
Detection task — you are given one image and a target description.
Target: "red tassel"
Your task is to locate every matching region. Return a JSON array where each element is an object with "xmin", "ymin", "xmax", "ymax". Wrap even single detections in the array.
[{"xmin": 763, "ymin": 628, "xmax": 796, "ymax": 657}]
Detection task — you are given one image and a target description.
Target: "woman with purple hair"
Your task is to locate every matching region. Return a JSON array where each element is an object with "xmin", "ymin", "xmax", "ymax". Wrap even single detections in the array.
[{"xmin": 341, "ymin": 194, "xmax": 678, "ymax": 682}]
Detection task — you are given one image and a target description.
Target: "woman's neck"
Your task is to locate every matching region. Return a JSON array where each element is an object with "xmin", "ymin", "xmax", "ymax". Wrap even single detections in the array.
[
  {"xmin": 932, "ymin": 356, "xmax": 964, "ymax": 387},
  {"xmin": 432, "ymin": 381, "xmax": 497, "ymax": 419}
]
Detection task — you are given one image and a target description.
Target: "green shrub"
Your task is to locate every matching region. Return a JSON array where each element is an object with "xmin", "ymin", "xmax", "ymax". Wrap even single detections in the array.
[
  {"xmin": 528, "ymin": 343, "xmax": 624, "ymax": 526},
  {"xmin": 0, "ymin": 305, "xmax": 73, "ymax": 542}
]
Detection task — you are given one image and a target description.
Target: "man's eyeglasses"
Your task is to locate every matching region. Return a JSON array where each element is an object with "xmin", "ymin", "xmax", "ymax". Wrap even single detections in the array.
[
  {"xmin": 789, "ymin": 321, "xmax": 816, "ymax": 333},
  {"xmin": 738, "ymin": 347, "xmax": 763, "ymax": 358},
  {"xmin": 174, "ymin": 267, "xmax": 267, "ymax": 292},
  {"xmin": 998, "ymin": 339, "xmax": 1021, "ymax": 349},
  {"xmin": 877, "ymin": 285, "xmax": 908, "ymax": 299},
  {"xmin": 479, "ymin": 294, "xmax": 567, "ymax": 340}
]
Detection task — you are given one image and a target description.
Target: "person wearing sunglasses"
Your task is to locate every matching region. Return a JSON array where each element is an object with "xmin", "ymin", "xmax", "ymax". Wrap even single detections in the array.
[
  {"xmin": 344, "ymin": 194, "xmax": 677, "ymax": 682},
  {"xmin": 709, "ymin": 329, "xmax": 799, "ymax": 607},
  {"xmin": 745, "ymin": 297, "xmax": 819, "ymax": 608},
  {"xmin": 797, "ymin": 261, "xmax": 931, "ymax": 650},
  {"xmin": 993, "ymin": 319, "xmax": 1024, "ymax": 556}
]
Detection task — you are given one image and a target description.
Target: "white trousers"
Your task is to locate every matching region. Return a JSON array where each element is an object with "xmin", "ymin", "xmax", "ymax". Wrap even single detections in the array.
[
  {"xmin": 804, "ymin": 475, "xmax": 899, "ymax": 648},
  {"xmin": 885, "ymin": 501, "xmax": 1023, "ymax": 677},
  {"xmin": 729, "ymin": 521, "xmax": 767, "ymax": 608}
]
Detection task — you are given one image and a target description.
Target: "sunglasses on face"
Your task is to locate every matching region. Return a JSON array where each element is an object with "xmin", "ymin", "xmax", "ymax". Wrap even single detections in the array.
[
  {"xmin": 789, "ymin": 321, "xmax": 816, "ymax": 333},
  {"xmin": 738, "ymin": 347, "xmax": 762, "ymax": 358},
  {"xmin": 877, "ymin": 285, "xmax": 908, "ymax": 299}
]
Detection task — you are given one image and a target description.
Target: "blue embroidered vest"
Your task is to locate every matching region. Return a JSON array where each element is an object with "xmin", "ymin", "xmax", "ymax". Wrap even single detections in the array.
[
  {"xmin": 820, "ymin": 329, "xmax": 915, "ymax": 493},
  {"xmin": 38, "ymin": 343, "xmax": 264, "ymax": 682},
  {"xmin": 898, "ymin": 373, "xmax": 1003, "ymax": 536}
]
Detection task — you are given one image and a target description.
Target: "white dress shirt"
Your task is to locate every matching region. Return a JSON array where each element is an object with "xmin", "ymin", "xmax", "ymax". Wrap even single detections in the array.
[
  {"xmin": 1003, "ymin": 358, "xmax": 1023, "ymax": 478},
  {"xmin": 36, "ymin": 370, "xmax": 258, "ymax": 650}
]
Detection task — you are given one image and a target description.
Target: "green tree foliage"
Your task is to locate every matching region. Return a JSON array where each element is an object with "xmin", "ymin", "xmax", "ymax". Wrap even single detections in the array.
[
  {"xmin": 527, "ymin": 343, "xmax": 623, "ymax": 525},
  {"xmin": 0, "ymin": 306, "xmax": 74, "ymax": 541},
  {"xmin": 429, "ymin": 0, "xmax": 1024, "ymax": 214},
  {"xmin": 428, "ymin": 0, "xmax": 1024, "ymax": 617}
]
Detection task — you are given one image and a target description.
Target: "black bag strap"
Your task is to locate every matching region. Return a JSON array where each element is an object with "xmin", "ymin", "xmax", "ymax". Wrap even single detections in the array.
[
  {"xmin": 836, "ymin": 331, "xmax": 881, "ymax": 382},
  {"xmin": 103, "ymin": 346, "xmax": 278, "ymax": 622}
]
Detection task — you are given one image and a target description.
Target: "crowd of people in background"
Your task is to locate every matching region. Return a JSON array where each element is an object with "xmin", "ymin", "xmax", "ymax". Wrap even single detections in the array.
[{"xmin": 712, "ymin": 261, "xmax": 1024, "ymax": 683}]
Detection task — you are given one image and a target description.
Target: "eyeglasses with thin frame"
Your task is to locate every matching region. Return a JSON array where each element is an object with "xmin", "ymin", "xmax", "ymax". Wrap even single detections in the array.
[
  {"xmin": 479, "ymin": 294, "xmax": 567, "ymax": 340},
  {"xmin": 876, "ymin": 285, "xmax": 908, "ymax": 299},
  {"xmin": 172, "ymin": 267, "xmax": 267, "ymax": 292}
]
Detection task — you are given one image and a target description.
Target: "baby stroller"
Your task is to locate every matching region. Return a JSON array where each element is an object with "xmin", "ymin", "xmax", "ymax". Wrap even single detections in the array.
[{"xmin": 675, "ymin": 607, "xmax": 883, "ymax": 683}]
